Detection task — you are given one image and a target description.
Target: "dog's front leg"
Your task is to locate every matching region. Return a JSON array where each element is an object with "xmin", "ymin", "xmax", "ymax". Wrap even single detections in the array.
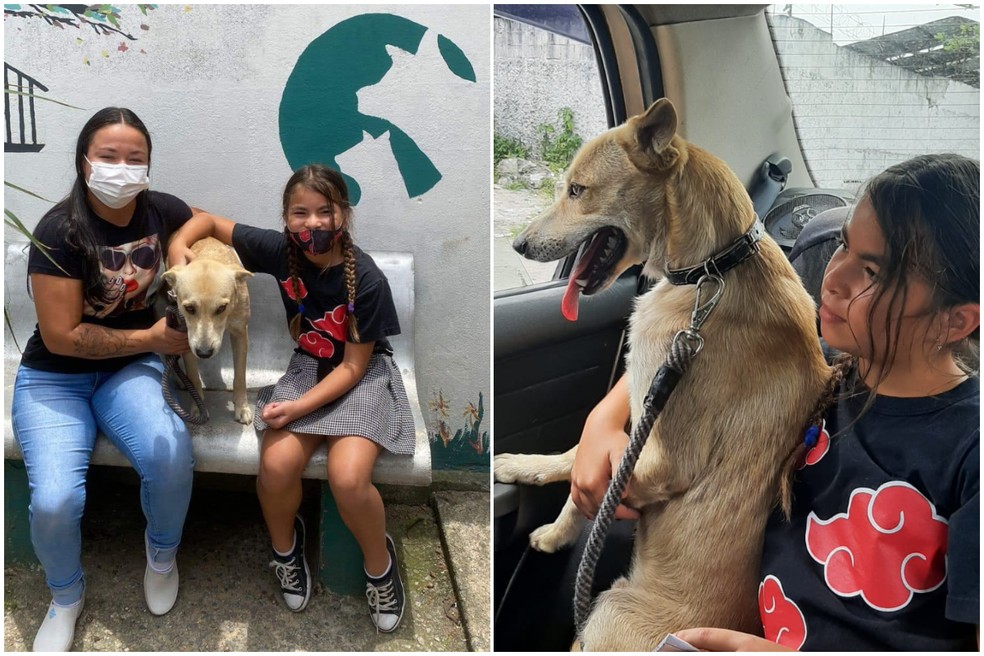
[
  {"xmin": 493, "ymin": 446, "xmax": 577, "ymax": 486},
  {"xmin": 182, "ymin": 353, "xmax": 205, "ymax": 402},
  {"xmin": 494, "ymin": 448, "xmax": 589, "ymax": 552},
  {"xmin": 229, "ymin": 325, "xmax": 252, "ymax": 424},
  {"xmin": 530, "ymin": 496, "xmax": 587, "ymax": 553}
]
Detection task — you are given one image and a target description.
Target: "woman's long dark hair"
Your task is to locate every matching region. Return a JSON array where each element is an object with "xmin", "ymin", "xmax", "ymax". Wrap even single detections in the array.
[
  {"xmin": 843, "ymin": 153, "xmax": 980, "ymax": 404},
  {"xmin": 36, "ymin": 107, "xmax": 153, "ymax": 307}
]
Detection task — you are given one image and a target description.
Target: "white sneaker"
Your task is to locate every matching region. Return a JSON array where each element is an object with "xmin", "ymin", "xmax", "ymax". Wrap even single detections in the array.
[
  {"xmin": 33, "ymin": 596, "xmax": 84, "ymax": 652},
  {"xmin": 144, "ymin": 534, "xmax": 179, "ymax": 615}
]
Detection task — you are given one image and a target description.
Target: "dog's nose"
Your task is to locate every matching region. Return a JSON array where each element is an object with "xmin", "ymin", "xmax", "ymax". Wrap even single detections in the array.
[
  {"xmin": 513, "ymin": 234, "xmax": 528, "ymax": 255},
  {"xmin": 195, "ymin": 347, "xmax": 214, "ymax": 359}
]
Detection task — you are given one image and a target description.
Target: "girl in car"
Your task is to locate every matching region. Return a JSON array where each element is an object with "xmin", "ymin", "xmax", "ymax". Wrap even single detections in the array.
[
  {"xmin": 576, "ymin": 153, "xmax": 979, "ymax": 650},
  {"xmin": 11, "ymin": 107, "xmax": 206, "ymax": 651},
  {"xmin": 168, "ymin": 164, "xmax": 414, "ymax": 632}
]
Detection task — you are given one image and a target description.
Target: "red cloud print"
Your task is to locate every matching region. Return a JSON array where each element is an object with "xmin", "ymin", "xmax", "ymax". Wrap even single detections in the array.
[
  {"xmin": 279, "ymin": 277, "xmax": 308, "ymax": 302},
  {"xmin": 806, "ymin": 482, "xmax": 948, "ymax": 611},
  {"xmin": 759, "ymin": 575, "xmax": 807, "ymax": 650},
  {"xmin": 308, "ymin": 305, "xmax": 348, "ymax": 342},
  {"xmin": 298, "ymin": 331, "xmax": 334, "ymax": 359},
  {"xmin": 798, "ymin": 421, "xmax": 830, "ymax": 469}
]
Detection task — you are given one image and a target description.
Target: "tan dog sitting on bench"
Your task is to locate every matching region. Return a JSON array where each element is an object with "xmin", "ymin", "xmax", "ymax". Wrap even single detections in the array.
[{"xmin": 162, "ymin": 236, "xmax": 253, "ymax": 424}]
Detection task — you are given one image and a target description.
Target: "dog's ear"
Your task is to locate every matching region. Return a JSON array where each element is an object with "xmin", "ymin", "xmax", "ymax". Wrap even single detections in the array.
[
  {"xmin": 161, "ymin": 267, "xmax": 182, "ymax": 288},
  {"xmin": 630, "ymin": 99, "xmax": 681, "ymax": 171},
  {"xmin": 234, "ymin": 268, "xmax": 254, "ymax": 282}
]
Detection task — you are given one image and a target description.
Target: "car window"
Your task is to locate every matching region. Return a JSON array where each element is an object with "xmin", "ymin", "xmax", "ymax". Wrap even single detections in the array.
[
  {"xmin": 493, "ymin": 5, "xmax": 609, "ymax": 292},
  {"xmin": 766, "ymin": 4, "xmax": 980, "ymax": 196}
]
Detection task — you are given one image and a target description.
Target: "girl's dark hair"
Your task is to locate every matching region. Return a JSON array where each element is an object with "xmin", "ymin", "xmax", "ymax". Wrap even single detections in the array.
[
  {"xmin": 282, "ymin": 164, "xmax": 361, "ymax": 343},
  {"xmin": 41, "ymin": 107, "xmax": 152, "ymax": 307},
  {"xmin": 847, "ymin": 153, "xmax": 980, "ymax": 396}
]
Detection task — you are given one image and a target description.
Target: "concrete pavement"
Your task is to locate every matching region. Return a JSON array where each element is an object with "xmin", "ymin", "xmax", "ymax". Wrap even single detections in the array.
[{"xmin": 3, "ymin": 470, "xmax": 490, "ymax": 652}]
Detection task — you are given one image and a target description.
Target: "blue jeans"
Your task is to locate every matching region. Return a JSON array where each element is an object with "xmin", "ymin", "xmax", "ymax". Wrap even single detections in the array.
[{"xmin": 11, "ymin": 355, "xmax": 195, "ymax": 605}]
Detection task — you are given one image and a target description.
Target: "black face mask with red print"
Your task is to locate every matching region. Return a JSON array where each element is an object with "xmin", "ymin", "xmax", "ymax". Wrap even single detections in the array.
[{"xmin": 287, "ymin": 228, "xmax": 341, "ymax": 255}]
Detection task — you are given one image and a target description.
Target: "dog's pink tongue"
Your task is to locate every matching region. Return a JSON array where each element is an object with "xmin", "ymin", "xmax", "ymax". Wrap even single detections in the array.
[
  {"xmin": 561, "ymin": 248, "xmax": 598, "ymax": 322},
  {"xmin": 562, "ymin": 277, "xmax": 581, "ymax": 322}
]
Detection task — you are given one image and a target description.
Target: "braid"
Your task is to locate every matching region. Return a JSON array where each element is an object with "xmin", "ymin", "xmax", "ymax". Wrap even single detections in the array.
[
  {"xmin": 778, "ymin": 356, "xmax": 851, "ymax": 519},
  {"xmin": 287, "ymin": 240, "xmax": 304, "ymax": 342},
  {"xmin": 342, "ymin": 230, "xmax": 360, "ymax": 342}
]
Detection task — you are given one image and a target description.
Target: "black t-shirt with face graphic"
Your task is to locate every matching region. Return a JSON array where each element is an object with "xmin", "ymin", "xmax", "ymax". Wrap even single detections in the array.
[
  {"xmin": 20, "ymin": 191, "xmax": 193, "ymax": 373},
  {"xmin": 231, "ymin": 224, "xmax": 400, "ymax": 368}
]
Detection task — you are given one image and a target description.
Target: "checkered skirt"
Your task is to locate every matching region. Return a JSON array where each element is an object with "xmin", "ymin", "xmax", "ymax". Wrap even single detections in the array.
[{"xmin": 253, "ymin": 351, "xmax": 416, "ymax": 455}]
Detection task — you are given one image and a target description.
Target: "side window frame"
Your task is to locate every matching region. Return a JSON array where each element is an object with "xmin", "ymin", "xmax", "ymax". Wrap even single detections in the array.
[{"xmin": 493, "ymin": 4, "xmax": 662, "ymax": 298}]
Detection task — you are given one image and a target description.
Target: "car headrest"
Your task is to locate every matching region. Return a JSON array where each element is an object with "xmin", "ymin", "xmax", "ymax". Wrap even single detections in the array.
[{"xmin": 788, "ymin": 205, "xmax": 850, "ymax": 306}]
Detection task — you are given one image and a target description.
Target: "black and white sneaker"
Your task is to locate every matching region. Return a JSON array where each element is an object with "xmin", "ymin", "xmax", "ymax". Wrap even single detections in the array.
[
  {"xmin": 269, "ymin": 515, "xmax": 311, "ymax": 612},
  {"xmin": 365, "ymin": 534, "xmax": 405, "ymax": 633}
]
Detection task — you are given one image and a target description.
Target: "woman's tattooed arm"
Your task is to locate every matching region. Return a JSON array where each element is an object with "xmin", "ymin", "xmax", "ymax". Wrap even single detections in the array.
[{"xmin": 71, "ymin": 324, "xmax": 133, "ymax": 358}]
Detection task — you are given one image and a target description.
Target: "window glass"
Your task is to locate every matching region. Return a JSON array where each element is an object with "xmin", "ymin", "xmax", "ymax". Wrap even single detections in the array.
[
  {"xmin": 766, "ymin": 4, "xmax": 980, "ymax": 195},
  {"xmin": 493, "ymin": 5, "xmax": 608, "ymax": 292}
]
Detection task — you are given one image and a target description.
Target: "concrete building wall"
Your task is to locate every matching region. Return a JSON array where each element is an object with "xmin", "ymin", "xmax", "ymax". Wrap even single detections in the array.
[
  {"xmin": 493, "ymin": 16, "xmax": 609, "ymax": 152},
  {"xmin": 771, "ymin": 14, "xmax": 980, "ymax": 194},
  {"xmin": 494, "ymin": 14, "xmax": 979, "ymax": 195},
  {"xmin": 3, "ymin": 4, "xmax": 490, "ymax": 470}
]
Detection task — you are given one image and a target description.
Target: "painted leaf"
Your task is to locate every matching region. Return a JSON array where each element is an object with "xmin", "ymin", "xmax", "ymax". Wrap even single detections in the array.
[{"xmin": 437, "ymin": 34, "xmax": 476, "ymax": 82}]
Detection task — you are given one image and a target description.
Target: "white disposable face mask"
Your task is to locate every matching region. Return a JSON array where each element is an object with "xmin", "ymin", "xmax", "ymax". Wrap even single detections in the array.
[{"xmin": 85, "ymin": 156, "xmax": 150, "ymax": 209}]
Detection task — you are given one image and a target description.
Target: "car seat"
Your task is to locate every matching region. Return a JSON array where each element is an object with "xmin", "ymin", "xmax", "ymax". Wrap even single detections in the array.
[{"xmin": 787, "ymin": 205, "xmax": 850, "ymax": 307}]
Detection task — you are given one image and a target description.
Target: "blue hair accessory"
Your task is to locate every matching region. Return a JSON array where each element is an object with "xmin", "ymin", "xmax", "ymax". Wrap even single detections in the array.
[
  {"xmin": 347, "ymin": 302, "xmax": 355, "ymax": 313},
  {"xmin": 804, "ymin": 425, "xmax": 820, "ymax": 449},
  {"xmin": 297, "ymin": 303, "xmax": 305, "ymax": 314}
]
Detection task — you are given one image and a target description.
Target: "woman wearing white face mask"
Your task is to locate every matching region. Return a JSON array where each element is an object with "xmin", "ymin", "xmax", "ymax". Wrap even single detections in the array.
[{"xmin": 11, "ymin": 107, "xmax": 216, "ymax": 651}]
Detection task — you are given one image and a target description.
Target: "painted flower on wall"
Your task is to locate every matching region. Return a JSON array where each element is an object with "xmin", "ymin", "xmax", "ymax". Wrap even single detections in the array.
[
  {"xmin": 429, "ymin": 390, "xmax": 450, "ymax": 419},
  {"xmin": 429, "ymin": 391, "xmax": 488, "ymax": 470}
]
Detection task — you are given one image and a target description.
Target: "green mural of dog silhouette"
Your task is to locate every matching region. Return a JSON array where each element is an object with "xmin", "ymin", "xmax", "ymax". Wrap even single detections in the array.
[{"xmin": 279, "ymin": 13, "xmax": 476, "ymax": 204}]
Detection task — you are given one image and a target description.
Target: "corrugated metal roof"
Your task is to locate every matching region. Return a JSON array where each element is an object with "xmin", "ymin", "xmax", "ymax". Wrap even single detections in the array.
[{"xmin": 845, "ymin": 16, "xmax": 979, "ymax": 88}]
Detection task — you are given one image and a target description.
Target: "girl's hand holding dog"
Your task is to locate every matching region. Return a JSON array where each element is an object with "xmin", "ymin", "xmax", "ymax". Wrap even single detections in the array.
[
  {"xmin": 571, "ymin": 375, "xmax": 640, "ymax": 520},
  {"xmin": 166, "ymin": 243, "xmax": 196, "ymax": 267},
  {"xmin": 673, "ymin": 628, "xmax": 792, "ymax": 651}
]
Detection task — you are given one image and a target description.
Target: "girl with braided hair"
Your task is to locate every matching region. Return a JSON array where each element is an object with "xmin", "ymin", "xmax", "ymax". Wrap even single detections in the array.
[{"xmin": 169, "ymin": 164, "xmax": 414, "ymax": 631}]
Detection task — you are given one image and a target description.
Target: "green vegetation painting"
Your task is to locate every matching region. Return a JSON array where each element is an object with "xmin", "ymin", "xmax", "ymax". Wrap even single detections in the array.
[
  {"xmin": 429, "ymin": 391, "xmax": 488, "ymax": 471},
  {"xmin": 279, "ymin": 13, "xmax": 476, "ymax": 205}
]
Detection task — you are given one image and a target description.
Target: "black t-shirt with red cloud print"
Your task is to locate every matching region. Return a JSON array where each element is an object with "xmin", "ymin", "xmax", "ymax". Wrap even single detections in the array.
[
  {"xmin": 20, "ymin": 191, "xmax": 192, "ymax": 373},
  {"xmin": 231, "ymin": 224, "xmax": 399, "ymax": 368},
  {"xmin": 759, "ymin": 359, "xmax": 979, "ymax": 650}
]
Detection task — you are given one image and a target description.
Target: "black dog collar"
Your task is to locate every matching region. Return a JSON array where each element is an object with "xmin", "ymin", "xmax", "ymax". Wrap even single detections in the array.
[{"xmin": 664, "ymin": 218, "xmax": 766, "ymax": 285}]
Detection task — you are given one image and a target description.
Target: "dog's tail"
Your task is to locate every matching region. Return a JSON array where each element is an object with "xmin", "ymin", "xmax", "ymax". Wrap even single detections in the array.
[{"xmin": 778, "ymin": 359, "xmax": 850, "ymax": 518}]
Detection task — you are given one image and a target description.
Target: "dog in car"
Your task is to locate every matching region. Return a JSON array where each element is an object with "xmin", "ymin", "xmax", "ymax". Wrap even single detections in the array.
[
  {"xmin": 162, "ymin": 236, "xmax": 253, "ymax": 424},
  {"xmin": 494, "ymin": 98, "xmax": 831, "ymax": 650}
]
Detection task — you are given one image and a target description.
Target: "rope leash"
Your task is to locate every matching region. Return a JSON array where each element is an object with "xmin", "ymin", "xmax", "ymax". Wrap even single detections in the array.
[
  {"xmin": 161, "ymin": 291, "xmax": 209, "ymax": 425},
  {"xmin": 573, "ymin": 273, "xmax": 724, "ymax": 641}
]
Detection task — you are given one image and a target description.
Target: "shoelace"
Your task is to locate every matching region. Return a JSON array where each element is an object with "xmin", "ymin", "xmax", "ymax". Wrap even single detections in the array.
[
  {"xmin": 270, "ymin": 559, "xmax": 303, "ymax": 593},
  {"xmin": 366, "ymin": 579, "xmax": 398, "ymax": 631}
]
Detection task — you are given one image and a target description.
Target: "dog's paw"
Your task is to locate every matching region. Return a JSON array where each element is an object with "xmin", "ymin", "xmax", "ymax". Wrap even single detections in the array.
[
  {"xmin": 235, "ymin": 405, "xmax": 253, "ymax": 425},
  {"xmin": 493, "ymin": 453, "xmax": 545, "ymax": 485},
  {"xmin": 529, "ymin": 522, "xmax": 576, "ymax": 553}
]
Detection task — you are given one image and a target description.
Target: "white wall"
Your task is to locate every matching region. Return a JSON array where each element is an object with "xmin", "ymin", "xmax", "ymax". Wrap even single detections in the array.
[{"xmin": 3, "ymin": 4, "xmax": 491, "ymax": 469}]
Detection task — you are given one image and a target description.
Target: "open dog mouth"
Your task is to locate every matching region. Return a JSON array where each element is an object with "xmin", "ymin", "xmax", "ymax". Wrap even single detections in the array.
[{"xmin": 561, "ymin": 227, "xmax": 628, "ymax": 321}]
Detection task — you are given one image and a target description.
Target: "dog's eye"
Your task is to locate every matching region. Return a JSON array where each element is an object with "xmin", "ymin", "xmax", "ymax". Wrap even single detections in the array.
[
  {"xmin": 215, "ymin": 304, "xmax": 227, "ymax": 315},
  {"xmin": 183, "ymin": 305, "xmax": 196, "ymax": 316},
  {"xmin": 569, "ymin": 183, "xmax": 584, "ymax": 199}
]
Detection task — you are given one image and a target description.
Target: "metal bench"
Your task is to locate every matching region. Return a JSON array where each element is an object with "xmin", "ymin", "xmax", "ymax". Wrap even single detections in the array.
[{"xmin": 4, "ymin": 243, "xmax": 431, "ymax": 595}]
